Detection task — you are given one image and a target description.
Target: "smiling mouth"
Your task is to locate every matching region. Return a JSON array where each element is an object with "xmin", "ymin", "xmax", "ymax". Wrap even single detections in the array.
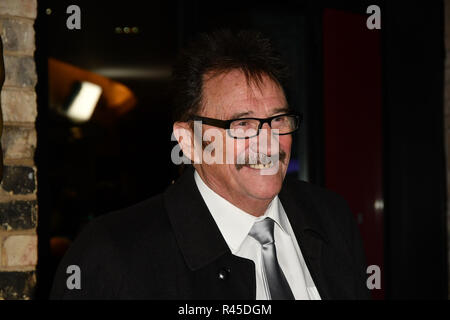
[
  {"xmin": 247, "ymin": 161, "xmax": 274, "ymax": 169},
  {"xmin": 235, "ymin": 150, "xmax": 286, "ymax": 171}
]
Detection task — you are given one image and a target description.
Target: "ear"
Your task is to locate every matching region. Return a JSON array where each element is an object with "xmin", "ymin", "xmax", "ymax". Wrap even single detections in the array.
[{"xmin": 173, "ymin": 121, "xmax": 198, "ymax": 163}]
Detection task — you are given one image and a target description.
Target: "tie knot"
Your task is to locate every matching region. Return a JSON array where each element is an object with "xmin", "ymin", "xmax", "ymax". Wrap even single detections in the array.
[{"xmin": 249, "ymin": 218, "xmax": 275, "ymax": 246}]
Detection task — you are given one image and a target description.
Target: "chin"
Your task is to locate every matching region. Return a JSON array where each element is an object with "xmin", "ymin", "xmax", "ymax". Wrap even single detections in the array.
[
  {"xmin": 241, "ymin": 171, "xmax": 285, "ymax": 200},
  {"xmin": 246, "ymin": 183, "xmax": 282, "ymax": 201}
]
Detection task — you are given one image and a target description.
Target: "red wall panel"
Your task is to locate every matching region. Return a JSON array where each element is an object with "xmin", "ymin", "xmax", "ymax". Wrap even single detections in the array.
[{"xmin": 323, "ymin": 8, "xmax": 384, "ymax": 299}]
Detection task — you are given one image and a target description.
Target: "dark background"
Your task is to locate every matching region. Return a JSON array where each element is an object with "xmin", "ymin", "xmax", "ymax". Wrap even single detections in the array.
[{"xmin": 34, "ymin": 0, "xmax": 448, "ymax": 299}]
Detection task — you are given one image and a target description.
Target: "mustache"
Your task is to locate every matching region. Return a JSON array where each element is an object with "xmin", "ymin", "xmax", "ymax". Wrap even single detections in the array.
[{"xmin": 235, "ymin": 150, "xmax": 287, "ymax": 170}]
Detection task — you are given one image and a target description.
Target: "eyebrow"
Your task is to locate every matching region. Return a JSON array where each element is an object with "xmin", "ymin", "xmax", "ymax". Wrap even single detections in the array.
[
  {"xmin": 229, "ymin": 106, "xmax": 291, "ymax": 119},
  {"xmin": 230, "ymin": 111, "xmax": 253, "ymax": 119}
]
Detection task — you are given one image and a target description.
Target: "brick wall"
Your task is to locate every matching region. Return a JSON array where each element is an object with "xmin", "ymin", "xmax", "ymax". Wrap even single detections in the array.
[
  {"xmin": 445, "ymin": 0, "xmax": 450, "ymax": 300},
  {"xmin": 0, "ymin": 0, "xmax": 38, "ymax": 299}
]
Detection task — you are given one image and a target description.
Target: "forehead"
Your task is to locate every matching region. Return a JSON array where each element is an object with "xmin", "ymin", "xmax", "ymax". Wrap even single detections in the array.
[{"xmin": 200, "ymin": 69, "xmax": 287, "ymax": 118}]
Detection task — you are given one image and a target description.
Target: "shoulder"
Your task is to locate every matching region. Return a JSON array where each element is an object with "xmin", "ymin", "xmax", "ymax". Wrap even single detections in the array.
[
  {"xmin": 281, "ymin": 177, "xmax": 370, "ymax": 299},
  {"xmin": 282, "ymin": 176, "xmax": 351, "ymax": 213},
  {"xmin": 92, "ymin": 194, "xmax": 169, "ymax": 242},
  {"xmin": 50, "ymin": 193, "xmax": 174, "ymax": 299},
  {"xmin": 72, "ymin": 192, "xmax": 176, "ymax": 260},
  {"xmin": 281, "ymin": 176, "xmax": 356, "ymax": 239}
]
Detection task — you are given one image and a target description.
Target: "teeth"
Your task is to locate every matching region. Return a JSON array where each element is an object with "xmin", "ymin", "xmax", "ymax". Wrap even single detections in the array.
[{"xmin": 248, "ymin": 162, "xmax": 274, "ymax": 169}]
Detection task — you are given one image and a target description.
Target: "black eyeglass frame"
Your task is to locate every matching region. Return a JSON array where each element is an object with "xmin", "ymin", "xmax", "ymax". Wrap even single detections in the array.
[{"xmin": 190, "ymin": 112, "xmax": 303, "ymax": 139}]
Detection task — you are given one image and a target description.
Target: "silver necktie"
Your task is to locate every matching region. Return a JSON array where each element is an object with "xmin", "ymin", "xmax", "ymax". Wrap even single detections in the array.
[{"xmin": 249, "ymin": 218, "xmax": 295, "ymax": 300}]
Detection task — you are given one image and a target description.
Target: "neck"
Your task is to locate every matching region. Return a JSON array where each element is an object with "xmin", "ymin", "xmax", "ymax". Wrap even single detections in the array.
[{"xmin": 195, "ymin": 167, "xmax": 272, "ymax": 217}]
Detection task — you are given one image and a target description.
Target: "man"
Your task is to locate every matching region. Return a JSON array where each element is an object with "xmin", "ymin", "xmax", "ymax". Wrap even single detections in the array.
[{"xmin": 51, "ymin": 30, "xmax": 370, "ymax": 299}]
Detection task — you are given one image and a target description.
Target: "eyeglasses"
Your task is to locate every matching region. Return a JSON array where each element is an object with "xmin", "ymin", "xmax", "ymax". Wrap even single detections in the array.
[{"xmin": 191, "ymin": 112, "xmax": 302, "ymax": 139}]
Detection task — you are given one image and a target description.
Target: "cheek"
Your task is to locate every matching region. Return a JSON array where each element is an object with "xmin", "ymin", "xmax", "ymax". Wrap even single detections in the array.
[{"xmin": 279, "ymin": 136, "xmax": 292, "ymax": 155}]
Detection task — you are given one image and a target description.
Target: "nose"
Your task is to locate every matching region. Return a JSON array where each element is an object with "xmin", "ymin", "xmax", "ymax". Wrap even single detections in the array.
[
  {"xmin": 261, "ymin": 123, "xmax": 272, "ymax": 151},
  {"xmin": 249, "ymin": 123, "xmax": 276, "ymax": 155},
  {"xmin": 261, "ymin": 122, "xmax": 272, "ymax": 131}
]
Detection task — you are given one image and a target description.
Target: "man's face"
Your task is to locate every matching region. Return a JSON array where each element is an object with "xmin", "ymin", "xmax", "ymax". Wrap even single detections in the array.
[{"xmin": 193, "ymin": 70, "xmax": 292, "ymax": 206}]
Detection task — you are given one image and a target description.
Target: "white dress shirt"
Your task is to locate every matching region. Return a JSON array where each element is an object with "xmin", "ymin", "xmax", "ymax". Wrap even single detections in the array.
[{"xmin": 194, "ymin": 170, "xmax": 321, "ymax": 300}]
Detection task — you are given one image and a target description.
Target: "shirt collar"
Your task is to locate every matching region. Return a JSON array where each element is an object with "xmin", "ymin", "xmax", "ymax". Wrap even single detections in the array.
[{"xmin": 194, "ymin": 170, "xmax": 290, "ymax": 253}]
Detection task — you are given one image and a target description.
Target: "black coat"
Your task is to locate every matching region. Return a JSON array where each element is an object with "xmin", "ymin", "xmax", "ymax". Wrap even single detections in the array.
[{"xmin": 50, "ymin": 167, "xmax": 371, "ymax": 299}]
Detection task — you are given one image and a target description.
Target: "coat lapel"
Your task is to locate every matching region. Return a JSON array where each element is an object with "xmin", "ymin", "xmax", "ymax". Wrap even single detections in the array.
[
  {"xmin": 278, "ymin": 178, "xmax": 332, "ymax": 300},
  {"xmin": 163, "ymin": 166, "xmax": 230, "ymax": 271},
  {"xmin": 163, "ymin": 166, "xmax": 255, "ymax": 299}
]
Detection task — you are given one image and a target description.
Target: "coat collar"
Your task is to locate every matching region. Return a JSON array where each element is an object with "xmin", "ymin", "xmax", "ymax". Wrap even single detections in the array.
[
  {"xmin": 163, "ymin": 166, "xmax": 231, "ymax": 271},
  {"xmin": 278, "ymin": 177, "xmax": 329, "ymax": 245},
  {"xmin": 163, "ymin": 167, "xmax": 331, "ymax": 298},
  {"xmin": 278, "ymin": 177, "xmax": 331, "ymax": 299}
]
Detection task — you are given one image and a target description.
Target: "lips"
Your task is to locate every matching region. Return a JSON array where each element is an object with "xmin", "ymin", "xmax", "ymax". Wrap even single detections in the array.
[
  {"xmin": 235, "ymin": 150, "xmax": 286, "ymax": 171},
  {"xmin": 247, "ymin": 161, "xmax": 274, "ymax": 169}
]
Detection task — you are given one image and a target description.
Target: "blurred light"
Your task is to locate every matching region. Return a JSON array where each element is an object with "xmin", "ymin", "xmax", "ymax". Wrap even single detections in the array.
[
  {"xmin": 65, "ymin": 82, "xmax": 102, "ymax": 123},
  {"xmin": 70, "ymin": 127, "xmax": 83, "ymax": 140},
  {"xmin": 93, "ymin": 66, "xmax": 172, "ymax": 79},
  {"xmin": 114, "ymin": 26, "xmax": 139, "ymax": 35},
  {"xmin": 374, "ymin": 199, "xmax": 384, "ymax": 211},
  {"xmin": 357, "ymin": 213, "xmax": 363, "ymax": 224},
  {"xmin": 46, "ymin": 8, "xmax": 52, "ymax": 15},
  {"xmin": 287, "ymin": 158, "xmax": 299, "ymax": 173}
]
